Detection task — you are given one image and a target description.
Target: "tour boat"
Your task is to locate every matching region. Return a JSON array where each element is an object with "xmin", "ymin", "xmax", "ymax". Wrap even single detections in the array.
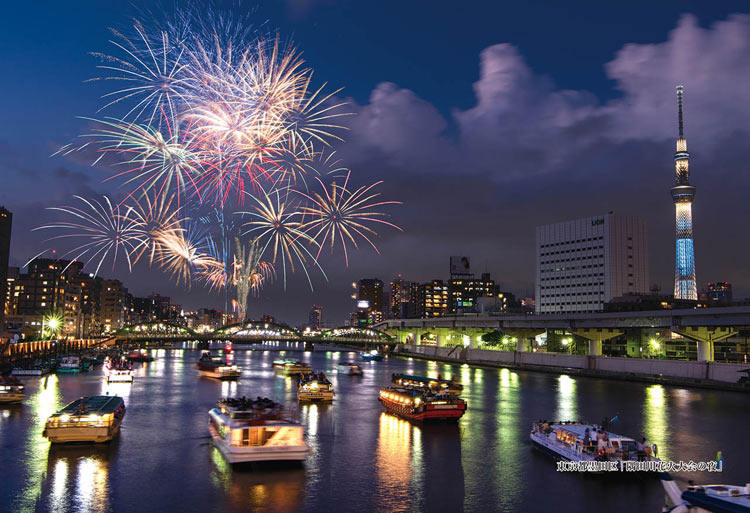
[
  {"xmin": 56, "ymin": 356, "xmax": 86, "ymax": 374},
  {"xmin": 208, "ymin": 397, "xmax": 310, "ymax": 464},
  {"xmin": 0, "ymin": 375, "xmax": 25, "ymax": 404},
  {"xmin": 337, "ymin": 363, "xmax": 364, "ymax": 376},
  {"xmin": 529, "ymin": 421, "xmax": 660, "ymax": 468},
  {"xmin": 378, "ymin": 387, "xmax": 467, "ymax": 422},
  {"xmin": 43, "ymin": 395, "xmax": 126, "ymax": 443},
  {"xmin": 297, "ymin": 372, "xmax": 335, "ymax": 401},
  {"xmin": 391, "ymin": 373, "xmax": 463, "ymax": 395},
  {"xmin": 272, "ymin": 359, "xmax": 312, "ymax": 375},
  {"xmin": 126, "ymin": 349, "xmax": 154, "ymax": 362},
  {"xmin": 105, "ymin": 357, "xmax": 134, "ymax": 384},
  {"xmin": 360, "ymin": 350, "xmax": 384, "ymax": 362},
  {"xmin": 225, "ymin": 342, "xmax": 234, "ymax": 353},
  {"xmin": 12, "ymin": 363, "xmax": 52, "ymax": 376},
  {"xmin": 195, "ymin": 352, "xmax": 241, "ymax": 380},
  {"xmin": 659, "ymin": 473, "xmax": 750, "ymax": 513}
]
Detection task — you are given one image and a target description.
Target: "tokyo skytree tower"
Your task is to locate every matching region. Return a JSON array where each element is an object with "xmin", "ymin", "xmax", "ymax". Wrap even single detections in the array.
[{"xmin": 671, "ymin": 85, "xmax": 697, "ymax": 300}]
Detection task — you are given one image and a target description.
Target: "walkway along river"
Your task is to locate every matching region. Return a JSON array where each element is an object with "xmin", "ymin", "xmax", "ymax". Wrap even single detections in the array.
[{"xmin": 0, "ymin": 343, "xmax": 747, "ymax": 513}]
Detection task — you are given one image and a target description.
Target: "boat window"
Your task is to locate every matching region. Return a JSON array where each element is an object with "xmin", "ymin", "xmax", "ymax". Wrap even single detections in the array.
[{"xmin": 242, "ymin": 429, "xmax": 250, "ymax": 446}]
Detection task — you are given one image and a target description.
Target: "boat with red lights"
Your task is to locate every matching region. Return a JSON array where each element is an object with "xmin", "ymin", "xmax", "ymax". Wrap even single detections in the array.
[
  {"xmin": 195, "ymin": 351, "xmax": 241, "ymax": 380},
  {"xmin": 378, "ymin": 387, "xmax": 466, "ymax": 422},
  {"xmin": 126, "ymin": 349, "xmax": 154, "ymax": 362}
]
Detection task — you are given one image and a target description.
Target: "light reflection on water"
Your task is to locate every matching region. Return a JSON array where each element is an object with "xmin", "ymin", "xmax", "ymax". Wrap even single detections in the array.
[{"xmin": 1, "ymin": 345, "xmax": 748, "ymax": 513}]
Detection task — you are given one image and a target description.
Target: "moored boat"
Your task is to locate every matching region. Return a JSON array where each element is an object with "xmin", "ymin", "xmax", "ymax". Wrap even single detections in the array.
[
  {"xmin": 0, "ymin": 375, "xmax": 25, "ymax": 403},
  {"xmin": 12, "ymin": 362, "xmax": 52, "ymax": 376},
  {"xmin": 126, "ymin": 349, "xmax": 154, "ymax": 362},
  {"xmin": 43, "ymin": 395, "xmax": 126, "ymax": 443},
  {"xmin": 272, "ymin": 359, "xmax": 312, "ymax": 375},
  {"xmin": 337, "ymin": 362, "xmax": 363, "ymax": 376},
  {"xmin": 208, "ymin": 397, "xmax": 310, "ymax": 464},
  {"xmin": 56, "ymin": 356, "xmax": 85, "ymax": 374},
  {"xmin": 297, "ymin": 372, "xmax": 335, "ymax": 401},
  {"xmin": 195, "ymin": 352, "xmax": 241, "ymax": 380},
  {"xmin": 529, "ymin": 421, "xmax": 660, "ymax": 469},
  {"xmin": 378, "ymin": 387, "xmax": 466, "ymax": 422},
  {"xmin": 360, "ymin": 350, "xmax": 384, "ymax": 362},
  {"xmin": 391, "ymin": 373, "xmax": 463, "ymax": 395}
]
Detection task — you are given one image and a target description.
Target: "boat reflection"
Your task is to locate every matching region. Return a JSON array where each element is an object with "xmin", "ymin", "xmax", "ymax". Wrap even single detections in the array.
[
  {"xmin": 40, "ymin": 440, "xmax": 117, "ymax": 513},
  {"xmin": 375, "ymin": 412, "xmax": 464, "ymax": 512},
  {"xmin": 209, "ymin": 446, "xmax": 305, "ymax": 513}
]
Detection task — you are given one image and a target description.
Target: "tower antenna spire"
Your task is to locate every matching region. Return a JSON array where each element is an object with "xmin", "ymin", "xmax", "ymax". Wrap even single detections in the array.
[{"xmin": 677, "ymin": 85, "xmax": 684, "ymax": 138}]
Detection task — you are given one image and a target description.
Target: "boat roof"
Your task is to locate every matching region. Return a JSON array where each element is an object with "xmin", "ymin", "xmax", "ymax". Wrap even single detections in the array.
[
  {"xmin": 393, "ymin": 373, "xmax": 461, "ymax": 386},
  {"xmin": 551, "ymin": 423, "xmax": 635, "ymax": 441},
  {"xmin": 55, "ymin": 396, "xmax": 124, "ymax": 415}
]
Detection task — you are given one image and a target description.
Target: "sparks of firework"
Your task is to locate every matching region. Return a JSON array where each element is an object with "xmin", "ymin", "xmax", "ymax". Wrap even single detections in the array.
[
  {"xmin": 238, "ymin": 189, "xmax": 325, "ymax": 289},
  {"xmin": 153, "ymin": 222, "xmax": 221, "ymax": 287},
  {"xmin": 129, "ymin": 190, "xmax": 184, "ymax": 265},
  {"xmin": 89, "ymin": 19, "xmax": 190, "ymax": 127},
  {"xmin": 296, "ymin": 171, "xmax": 402, "ymax": 266},
  {"xmin": 32, "ymin": 196, "xmax": 144, "ymax": 277},
  {"xmin": 233, "ymin": 238, "xmax": 274, "ymax": 319}
]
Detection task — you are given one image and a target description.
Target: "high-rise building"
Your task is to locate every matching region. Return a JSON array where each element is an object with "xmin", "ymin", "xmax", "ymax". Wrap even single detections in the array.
[
  {"xmin": 358, "ymin": 279, "xmax": 384, "ymax": 322},
  {"xmin": 672, "ymin": 85, "xmax": 698, "ymax": 300},
  {"xmin": 535, "ymin": 213, "xmax": 649, "ymax": 313},
  {"xmin": 389, "ymin": 275, "xmax": 418, "ymax": 319},
  {"xmin": 0, "ymin": 206, "xmax": 12, "ymax": 332},
  {"xmin": 706, "ymin": 282, "xmax": 732, "ymax": 303},
  {"xmin": 309, "ymin": 305, "xmax": 323, "ymax": 329},
  {"xmin": 99, "ymin": 279, "xmax": 127, "ymax": 332},
  {"xmin": 448, "ymin": 272, "xmax": 497, "ymax": 313},
  {"xmin": 418, "ymin": 280, "xmax": 449, "ymax": 318}
]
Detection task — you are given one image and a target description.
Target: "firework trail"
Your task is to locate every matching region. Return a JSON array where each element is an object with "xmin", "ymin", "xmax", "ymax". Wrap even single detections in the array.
[
  {"xmin": 238, "ymin": 188, "xmax": 325, "ymax": 290},
  {"xmin": 296, "ymin": 171, "xmax": 403, "ymax": 266},
  {"xmin": 33, "ymin": 196, "xmax": 144, "ymax": 277}
]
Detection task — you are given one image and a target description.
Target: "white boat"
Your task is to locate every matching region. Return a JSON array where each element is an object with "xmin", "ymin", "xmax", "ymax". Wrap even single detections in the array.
[
  {"xmin": 337, "ymin": 363, "xmax": 363, "ymax": 376},
  {"xmin": 297, "ymin": 372, "xmax": 335, "ymax": 401},
  {"xmin": 530, "ymin": 421, "xmax": 659, "ymax": 469},
  {"xmin": 272, "ymin": 359, "xmax": 312, "ymax": 375},
  {"xmin": 208, "ymin": 397, "xmax": 310, "ymax": 464},
  {"xmin": 195, "ymin": 352, "xmax": 241, "ymax": 380},
  {"xmin": 12, "ymin": 364, "xmax": 52, "ymax": 376},
  {"xmin": 0, "ymin": 376, "xmax": 25, "ymax": 404},
  {"xmin": 105, "ymin": 358, "xmax": 134, "ymax": 384},
  {"xmin": 57, "ymin": 356, "xmax": 86, "ymax": 374},
  {"xmin": 43, "ymin": 396, "xmax": 126, "ymax": 443},
  {"xmin": 660, "ymin": 473, "xmax": 750, "ymax": 513}
]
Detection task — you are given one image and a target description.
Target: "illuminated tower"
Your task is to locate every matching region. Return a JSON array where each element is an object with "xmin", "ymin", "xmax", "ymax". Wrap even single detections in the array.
[{"xmin": 672, "ymin": 85, "xmax": 697, "ymax": 300}]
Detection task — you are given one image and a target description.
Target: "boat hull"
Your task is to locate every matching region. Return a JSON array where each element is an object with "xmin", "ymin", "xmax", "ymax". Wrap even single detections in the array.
[
  {"xmin": 297, "ymin": 390, "xmax": 334, "ymax": 402},
  {"xmin": 44, "ymin": 417, "xmax": 123, "ymax": 444},
  {"xmin": 107, "ymin": 374, "xmax": 134, "ymax": 383},
  {"xmin": 0, "ymin": 392, "xmax": 25, "ymax": 404},
  {"xmin": 196, "ymin": 367, "xmax": 241, "ymax": 380},
  {"xmin": 12, "ymin": 368, "xmax": 51, "ymax": 376},
  {"xmin": 209, "ymin": 424, "xmax": 309, "ymax": 464},
  {"xmin": 379, "ymin": 398, "xmax": 465, "ymax": 422},
  {"xmin": 56, "ymin": 367, "xmax": 81, "ymax": 374}
]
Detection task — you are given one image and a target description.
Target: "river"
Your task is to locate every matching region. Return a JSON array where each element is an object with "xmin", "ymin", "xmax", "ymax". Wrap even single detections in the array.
[{"xmin": 1, "ymin": 343, "xmax": 747, "ymax": 513}]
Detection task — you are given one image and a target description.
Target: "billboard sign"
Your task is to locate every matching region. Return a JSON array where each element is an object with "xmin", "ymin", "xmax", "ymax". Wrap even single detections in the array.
[
  {"xmin": 450, "ymin": 256, "xmax": 471, "ymax": 275},
  {"xmin": 357, "ymin": 300, "xmax": 370, "ymax": 309}
]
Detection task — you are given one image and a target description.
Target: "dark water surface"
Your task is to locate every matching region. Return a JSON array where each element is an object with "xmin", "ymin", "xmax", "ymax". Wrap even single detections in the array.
[{"xmin": 1, "ymin": 344, "xmax": 747, "ymax": 513}]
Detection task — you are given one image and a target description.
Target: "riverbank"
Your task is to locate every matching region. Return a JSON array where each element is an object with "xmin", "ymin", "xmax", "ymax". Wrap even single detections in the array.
[{"xmin": 393, "ymin": 344, "xmax": 750, "ymax": 393}]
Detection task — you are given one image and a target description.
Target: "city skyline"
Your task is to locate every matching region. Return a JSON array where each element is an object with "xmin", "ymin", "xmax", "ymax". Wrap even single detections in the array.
[{"xmin": 3, "ymin": 2, "xmax": 750, "ymax": 325}]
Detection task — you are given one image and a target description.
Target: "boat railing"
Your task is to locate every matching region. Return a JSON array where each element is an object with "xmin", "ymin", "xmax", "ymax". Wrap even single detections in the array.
[{"xmin": 47, "ymin": 416, "xmax": 116, "ymax": 428}]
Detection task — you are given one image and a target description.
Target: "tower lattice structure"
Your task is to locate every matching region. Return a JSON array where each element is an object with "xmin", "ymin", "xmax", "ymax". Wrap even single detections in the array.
[{"xmin": 671, "ymin": 85, "xmax": 697, "ymax": 300}]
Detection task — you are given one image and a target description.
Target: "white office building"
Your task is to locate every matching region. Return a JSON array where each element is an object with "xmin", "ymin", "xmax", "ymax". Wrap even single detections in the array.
[{"xmin": 535, "ymin": 213, "xmax": 649, "ymax": 313}]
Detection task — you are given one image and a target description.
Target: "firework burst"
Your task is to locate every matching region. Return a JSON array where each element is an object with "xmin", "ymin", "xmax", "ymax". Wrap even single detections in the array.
[
  {"xmin": 297, "ymin": 172, "xmax": 403, "ymax": 266},
  {"xmin": 33, "ymin": 196, "xmax": 144, "ymax": 276}
]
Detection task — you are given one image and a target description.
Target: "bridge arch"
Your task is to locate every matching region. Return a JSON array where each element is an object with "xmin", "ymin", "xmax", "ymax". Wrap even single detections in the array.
[
  {"xmin": 117, "ymin": 321, "xmax": 197, "ymax": 337},
  {"xmin": 320, "ymin": 326, "xmax": 395, "ymax": 342},
  {"xmin": 213, "ymin": 321, "xmax": 301, "ymax": 339}
]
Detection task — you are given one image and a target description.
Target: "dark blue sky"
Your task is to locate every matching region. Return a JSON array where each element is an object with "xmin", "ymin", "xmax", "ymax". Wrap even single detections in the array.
[{"xmin": 2, "ymin": 1, "xmax": 750, "ymax": 325}]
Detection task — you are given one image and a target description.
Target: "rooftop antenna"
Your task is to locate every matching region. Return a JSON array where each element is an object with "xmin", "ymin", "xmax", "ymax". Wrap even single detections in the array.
[{"xmin": 676, "ymin": 85, "xmax": 684, "ymax": 138}]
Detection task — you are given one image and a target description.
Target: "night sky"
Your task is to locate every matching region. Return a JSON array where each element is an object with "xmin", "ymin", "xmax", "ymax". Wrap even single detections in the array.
[{"xmin": 2, "ymin": 0, "xmax": 750, "ymax": 326}]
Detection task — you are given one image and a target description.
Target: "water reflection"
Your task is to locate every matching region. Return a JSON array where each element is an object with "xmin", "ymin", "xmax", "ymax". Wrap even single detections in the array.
[
  {"xmin": 496, "ymin": 368, "xmax": 522, "ymax": 512},
  {"xmin": 556, "ymin": 375, "xmax": 578, "ymax": 421},
  {"xmin": 42, "ymin": 443, "xmax": 116, "ymax": 513},
  {"xmin": 376, "ymin": 413, "xmax": 415, "ymax": 511},
  {"xmin": 209, "ymin": 447, "xmax": 306, "ymax": 513},
  {"xmin": 643, "ymin": 385, "xmax": 669, "ymax": 460},
  {"xmin": 12, "ymin": 374, "xmax": 63, "ymax": 513}
]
